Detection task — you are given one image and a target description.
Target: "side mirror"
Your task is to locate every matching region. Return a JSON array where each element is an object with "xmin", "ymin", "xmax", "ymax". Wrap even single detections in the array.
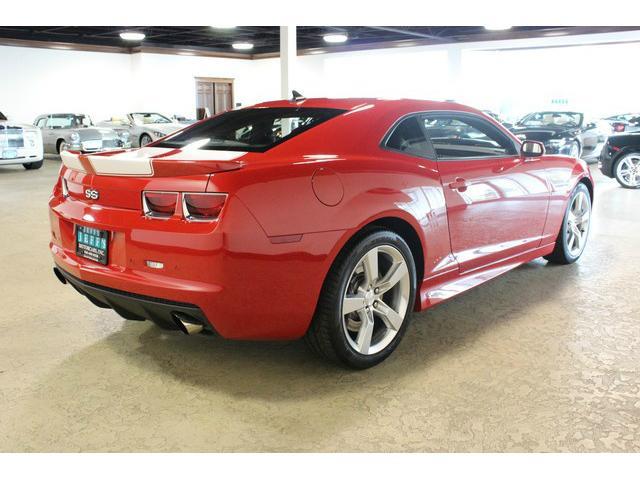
[{"xmin": 521, "ymin": 140, "xmax": 545, "ymax": 157}]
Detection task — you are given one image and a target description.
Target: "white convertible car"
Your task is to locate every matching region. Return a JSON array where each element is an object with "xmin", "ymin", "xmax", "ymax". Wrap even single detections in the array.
[
  {"xmin": 98, "ymin": 112, "xmax": 185, "ymax": 147},
  {"xmin": 0, "ymin": 111, "xmax": 44, "ymax": 169}
]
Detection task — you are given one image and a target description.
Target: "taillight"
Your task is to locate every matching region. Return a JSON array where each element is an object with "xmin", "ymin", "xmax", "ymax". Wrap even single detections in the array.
[
  {"xmin": 142, "ymin": 191, "xmax": 178, "ymax": 218},
  {"xmin": 182, "ymin": 193, "xmax": 227, "ymax": 222}
]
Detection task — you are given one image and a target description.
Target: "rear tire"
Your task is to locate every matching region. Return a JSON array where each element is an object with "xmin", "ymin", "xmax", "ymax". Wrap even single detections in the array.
[
  {"xmin": 305, "ymin": 229, "xmax": 416, "ymax": 369},
  {"xmin": 544, "ymin": 183, "xmax": 591, "ymax": 264},
  {"xmin": 23, "ymin": 160, "xmax": 43, "ymax": 170}
]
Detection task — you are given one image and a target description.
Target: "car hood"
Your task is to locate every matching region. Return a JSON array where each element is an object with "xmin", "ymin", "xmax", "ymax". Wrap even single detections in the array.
[
  {"xmin": 0, "ymin": 120, "xmax": 39, "ymax": 131},
  {"xmin": 510, "ymin": 125, "xmax": 578, "ymax": 142}
]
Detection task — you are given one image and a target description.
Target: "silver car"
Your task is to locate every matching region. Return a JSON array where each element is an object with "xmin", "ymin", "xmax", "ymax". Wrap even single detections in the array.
[
  {"xmin": 1, "ymin": 111, "xmax": 44, "ymax": 169},
  {"xmin": 98, "ymin": 112, "xmax": 184, "ymax": 147},
  {"xmin": 34, "ymin": 113, "xmax": 131, "ymax": 154}
]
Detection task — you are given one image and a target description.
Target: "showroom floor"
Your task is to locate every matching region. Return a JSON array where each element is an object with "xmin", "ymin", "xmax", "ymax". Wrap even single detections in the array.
[{"xmin": 0, "ymin": 158, "xmax": 639, "ymax": 452}]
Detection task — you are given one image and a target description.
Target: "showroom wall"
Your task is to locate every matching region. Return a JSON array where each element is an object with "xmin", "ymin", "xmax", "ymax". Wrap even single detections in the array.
[{"xmin": 2, "ymin": 29, "xmax": 640, "ymax": 125}]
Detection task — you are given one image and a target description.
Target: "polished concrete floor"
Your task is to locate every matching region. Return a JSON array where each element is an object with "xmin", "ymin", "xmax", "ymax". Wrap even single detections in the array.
[{"xmin": 0, "ymin": 158, "xmax": 639, "ymax": 452}]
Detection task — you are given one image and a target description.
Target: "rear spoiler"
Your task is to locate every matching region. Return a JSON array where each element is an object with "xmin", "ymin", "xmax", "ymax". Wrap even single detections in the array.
[{"xmin": 60, "ymin": 148, "xmax": 245, "ymax": 177}]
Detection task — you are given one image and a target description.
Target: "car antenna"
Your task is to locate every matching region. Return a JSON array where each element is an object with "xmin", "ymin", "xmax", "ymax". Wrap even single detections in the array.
[{"xmin": 291, "ymin": 90, "xmax": 306, "ymax": 102}]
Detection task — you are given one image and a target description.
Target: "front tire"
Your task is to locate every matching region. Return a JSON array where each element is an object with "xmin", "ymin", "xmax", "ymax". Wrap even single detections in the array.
[
  {"xmin": 140, "ymin": 133, "xmax": 153, "ymax": 147},
  {"xmin": 614, "ymin": 153, "xmax": 640, "ymax": 189},
  {"xmin": 544, "ymin": 183, "xmax": 591, "ymax": 264},
  {"xmin": 305, "ymin": 229, "xmax": 416, "ymax": 369},
  {"xmin": 23, "ymin": 160, "xmax": 43, "ymax": 170}
]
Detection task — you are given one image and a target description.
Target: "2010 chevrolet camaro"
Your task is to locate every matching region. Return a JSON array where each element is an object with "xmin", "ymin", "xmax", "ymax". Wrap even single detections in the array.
[{"xmin": 49, "ymin": 98, "xmax": 594, "ymax": 368}]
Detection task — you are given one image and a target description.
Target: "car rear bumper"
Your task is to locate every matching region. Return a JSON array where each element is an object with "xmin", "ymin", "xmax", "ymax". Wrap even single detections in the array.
[
  {"xmin": 53, "ymin": 266, "xmax": 211, "ymax": 332},
  {"xmin": 49, "ymin": 190, "xmax": 343, "ymax": 340}
]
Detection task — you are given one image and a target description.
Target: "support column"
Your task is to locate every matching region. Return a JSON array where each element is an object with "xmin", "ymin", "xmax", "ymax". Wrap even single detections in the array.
[
  {"xmin": 447, "ymin": 45, "xmax": 463, "ymax": 101},
  {"xmin": 280, "ymin": 25, "xmax": 297, "ymax": 99}
]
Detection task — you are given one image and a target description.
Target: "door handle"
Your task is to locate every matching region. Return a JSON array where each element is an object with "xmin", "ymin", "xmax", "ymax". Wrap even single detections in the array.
[{"xmin": 449, "ymin": 177, "xmax": 468, "ymax": 192}]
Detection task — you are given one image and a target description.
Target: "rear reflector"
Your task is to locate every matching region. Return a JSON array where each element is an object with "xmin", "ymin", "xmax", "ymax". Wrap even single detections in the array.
[
  {"xmin": 182, "ymin": 193, "xmax": 227, "ymax": 222},
  {"xmin": 143, "ymin": 191, "xmax": 178, "ymax": 218}
]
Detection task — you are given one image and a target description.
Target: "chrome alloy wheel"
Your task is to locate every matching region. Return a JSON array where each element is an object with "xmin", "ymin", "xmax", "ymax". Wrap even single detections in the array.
[
  {"xmin": 565, "ymin": 190, "xmax": 591, "ymax": 258},
  {"xmin": 341, "ymin": 244, "xmax": 411, "ymax": 355},
  {"xmin": 616, "ymin": 154, "xmax": 640, "ymax": 187}
]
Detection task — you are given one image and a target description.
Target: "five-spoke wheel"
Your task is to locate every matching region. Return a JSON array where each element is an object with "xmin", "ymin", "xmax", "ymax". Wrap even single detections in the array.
[
  {"xmin": 614, "ymin": 153, "xmax": 640, "ymax": 189},
  {"xmin": 306, "ymin": 229, "xmax": 416, "ymax": 369}
]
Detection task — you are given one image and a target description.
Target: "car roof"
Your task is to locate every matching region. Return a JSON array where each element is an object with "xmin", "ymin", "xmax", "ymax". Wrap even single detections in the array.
[{"xmin": 250, "ymin": 97, "xmax": 484, "ymax": 117}]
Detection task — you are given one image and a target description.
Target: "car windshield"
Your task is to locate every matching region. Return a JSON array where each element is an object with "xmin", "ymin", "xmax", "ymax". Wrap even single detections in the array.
[
  {"xmin": 157, "ymin": 107, "xmax": 346, "ymax": 152},
  {"xmin": 49, "ymin": 114, "xmax": 93, "ymax": 128},
  {"xmin": 519, "ymin": 112, "xmax": 583, "ymax": 128},
  {"xmin": 130, "ymin": 113, "xmax": 172, "ymax": 125}
]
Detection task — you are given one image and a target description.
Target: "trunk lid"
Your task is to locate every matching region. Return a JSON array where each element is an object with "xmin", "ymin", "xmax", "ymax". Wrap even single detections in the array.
[{"xmin": 61, "ymin": 146, "xmax": 246, "ymax": 210}]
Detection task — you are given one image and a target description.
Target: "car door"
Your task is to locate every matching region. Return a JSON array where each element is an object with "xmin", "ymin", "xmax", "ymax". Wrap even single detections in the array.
[{"xmin": 421, "ymin": 112, "xmax": 549, "ymax": 273}]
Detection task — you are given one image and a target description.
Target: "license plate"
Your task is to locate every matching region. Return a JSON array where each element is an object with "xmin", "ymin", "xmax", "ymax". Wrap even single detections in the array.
[
  {"xmin": 82, "ymin": 140, "xmax": 102, "ymax": 150},
  {"xmin": 2, "ymin": 149, "xmax": 17, "ymax": 159},
  {"xmin": 76, "ymin": 225, "xmax": 109, "ymax": 265}
]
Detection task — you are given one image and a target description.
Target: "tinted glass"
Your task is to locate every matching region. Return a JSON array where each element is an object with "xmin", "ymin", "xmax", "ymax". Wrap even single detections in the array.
[
  {"xmin": 421, "ymin": 115, "xmax": 517, "ymax": 159},
  {"xmin": 157, "ymin": 107, "xmax": 345, "ymax": 152},
  {"xmin": 385, "ymin": 116, "xmax": 435, "ymax": 158}
]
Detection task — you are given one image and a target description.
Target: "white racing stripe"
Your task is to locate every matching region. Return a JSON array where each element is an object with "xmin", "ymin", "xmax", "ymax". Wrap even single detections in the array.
[{"xmin": 61, "ymin": 147, "xmax": 247, "ymax": 176}]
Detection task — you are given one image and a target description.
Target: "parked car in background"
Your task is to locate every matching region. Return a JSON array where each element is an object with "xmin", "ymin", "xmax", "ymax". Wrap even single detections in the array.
[
  {"xmin": 98, "ymin": 112, "xmax": 184, "ymax": 147},
  {"xmin": 1, "ymin": 111, "xmax": 44, "ymax": 169},
  {"xmin": 50, "ymin": 98, "xmax": 593, "ymax": 368},
  {"xmin": 510, "ymin": 111, "xmax": 608, "ymax": 162},
  {"xmin": 34, "ymin": 113, "xmax": 130, "ymax": 154},
  {"xmin": 603, "ymin": 113, "xmax": 640, "ymax": 134},
  {"xmin": 482, "ymin": 110, "xmax": 513, "ymax": 129},
  {"xmin": 171, "ymin": 115, "xmax": 197, "ymax": 125},
  {"xmin": 599, "ymin": 132, "xmax": 640, "ymax": 188}
]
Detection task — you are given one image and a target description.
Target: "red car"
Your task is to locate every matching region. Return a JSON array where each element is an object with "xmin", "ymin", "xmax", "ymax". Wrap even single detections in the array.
[{"xmin": 49, "ymin": 98, "xmax": 594, "ymax": 368}]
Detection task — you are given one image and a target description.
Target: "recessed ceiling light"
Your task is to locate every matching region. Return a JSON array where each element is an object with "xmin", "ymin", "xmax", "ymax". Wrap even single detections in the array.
[
  {"xmin": 232, "ymin": 42, "xmax": 254, "ymax": 50},
  {"xmin": 323, "ymin": 33, "xmax": 348, "ymax": 43},
  {"xmin": 211, "ymin": 26, "xmax": 237, "ymax": 29},
  {"xmin": 119, "ymin": 31, "xmax": 145, "ymax": 41},
  {"xmin": 484, "ymin": 26, "xmax": 512, "ymax": 31}
]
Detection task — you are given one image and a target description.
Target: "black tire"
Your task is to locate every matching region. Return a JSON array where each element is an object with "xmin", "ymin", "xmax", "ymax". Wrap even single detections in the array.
[
  {"xmin": 23, "ymin": 160, "xmax": 44, "ymax": 170},
  {"xmin": 613, "ymin": 153, "xmax": 640, "ymax": 189},
  {"xmin": 305, "ymin": 228, "xmax": 417, "ymax": 369},
  {"xmin": 544, "ymin": 183, "xmax": 591, "ymax": 264},
  {"xmin": 57, "ymin": 140, "xmax": 67, "ymax": 155},
  {"xmin": 140, "ymin": 134, "xmax": 153, "ymax": 147}
]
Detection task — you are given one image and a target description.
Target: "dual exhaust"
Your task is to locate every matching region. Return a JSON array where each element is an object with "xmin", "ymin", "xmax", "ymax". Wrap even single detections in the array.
[{"xmin": 52, "ymin": 267, "xmax": 204, "ymax": 335}]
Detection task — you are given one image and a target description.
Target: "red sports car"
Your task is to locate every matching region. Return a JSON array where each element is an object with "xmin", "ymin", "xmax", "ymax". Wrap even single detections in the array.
[{"xmin": 49, "ymin": 98, "xmax": 593, "ymax": 368}]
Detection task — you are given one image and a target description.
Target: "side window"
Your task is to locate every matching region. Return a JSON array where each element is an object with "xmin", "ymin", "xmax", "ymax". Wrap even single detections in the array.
[
  {"xmin": 421, "ymin": 114, "xmax": 517, "ymax": 159},
  {"xmin": 36, "ymin": 117, "xmax": 47, "ymax": 128},
  {"xmin": 385, "ymin": 116, "xmax": 435, "ymax": 159}
]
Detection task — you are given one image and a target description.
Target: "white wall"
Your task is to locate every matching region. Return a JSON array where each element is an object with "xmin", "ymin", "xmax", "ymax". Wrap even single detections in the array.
[{"xmin": 2, "ymin": 30, "xmax": 640, "ymax": 126}]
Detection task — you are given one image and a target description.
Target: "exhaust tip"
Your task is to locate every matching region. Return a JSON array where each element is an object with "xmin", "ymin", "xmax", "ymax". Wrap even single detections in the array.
[
  {"xmin": 53, "ymin": 267, "xmax": 67, "ymax": 285},
  {"xmin": 172, "ymin": 312, "xmax": 204, "ymax": 335}
]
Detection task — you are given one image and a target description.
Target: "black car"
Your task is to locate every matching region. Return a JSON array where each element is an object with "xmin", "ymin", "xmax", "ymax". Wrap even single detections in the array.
[
  {"xmin": 599, "ymin": 133, "xmax": 640, "ymax": 188},
  {"xmin": 604, "ymin": 113, "xmax": 640, "ymax": 134},
  {"xmin": 510, "ymin": 111, "xmax": 598, "ymax": 159}
]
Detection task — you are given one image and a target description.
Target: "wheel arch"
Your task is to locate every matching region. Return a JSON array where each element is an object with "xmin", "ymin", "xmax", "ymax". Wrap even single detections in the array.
[{"xmin": 578, "ymin": 176, "xmax": 594, "ymax": 204}]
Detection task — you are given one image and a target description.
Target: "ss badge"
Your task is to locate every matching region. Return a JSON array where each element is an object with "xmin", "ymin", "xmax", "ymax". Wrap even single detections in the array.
[{"xmin": 85, "ymin": 188, "xmax": 99, "ymax": 200}]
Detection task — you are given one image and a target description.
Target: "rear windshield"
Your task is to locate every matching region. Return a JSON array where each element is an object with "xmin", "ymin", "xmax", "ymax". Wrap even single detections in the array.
[{"xmin": 157, "ymin": 107, "xmax": 345, "ymax": 152}]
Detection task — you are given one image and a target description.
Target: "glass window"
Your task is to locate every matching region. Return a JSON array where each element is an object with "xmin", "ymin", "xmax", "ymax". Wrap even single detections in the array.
[
  {"xmin": 518, "ymin": 111, "xmax": 583, "ymax": 128},
  {"xmin": 35, "ymin": 117, "xmax": 47, "ymax": 128},
  {"xmin": 47, "ymin": 114, "xmax": 92, "ymax": 129},
  {"xmin": 421, "ymin": 114, "xmax": 517, "ymax": 159},
  {"xmin": 157, "ymin": 107, "xmax": 345, "ymax": 153},
  {"xmin": 130, "ymin": 112, "xmax": 172, "ymax": 125},
  {"xmin": 385, "ymin": 116, "xmax": 435, "ymax": 158}
]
